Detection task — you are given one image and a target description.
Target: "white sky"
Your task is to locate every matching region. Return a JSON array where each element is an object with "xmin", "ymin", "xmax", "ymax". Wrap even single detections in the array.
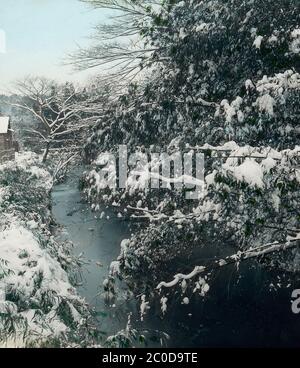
[{"xmin": 0, "ymin": 0, "xmax": 112, "ymax": 93}]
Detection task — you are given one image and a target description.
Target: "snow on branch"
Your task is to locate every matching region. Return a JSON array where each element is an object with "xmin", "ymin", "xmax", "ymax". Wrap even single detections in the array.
[{"xmin": 157, "ymin": 235, "xmax": 300, "ymax": 290}]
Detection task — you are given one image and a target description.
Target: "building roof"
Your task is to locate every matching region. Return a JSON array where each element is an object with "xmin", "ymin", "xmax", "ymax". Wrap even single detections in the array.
[{"xmin": 0, "ymin": 116, "xmax": 10, "ymax": 134}]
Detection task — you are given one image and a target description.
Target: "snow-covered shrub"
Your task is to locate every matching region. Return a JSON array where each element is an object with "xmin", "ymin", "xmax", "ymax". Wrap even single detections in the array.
[
  {"xmin": 0, "ymin": 153, "xmax": 92, "ymax": 347},
  {"xmin": 113, "ymin": 145, "xmax": 299, "ymax": 292}
]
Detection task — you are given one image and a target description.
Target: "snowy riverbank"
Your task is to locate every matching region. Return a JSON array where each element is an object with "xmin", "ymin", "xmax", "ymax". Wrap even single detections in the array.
[{"xmin": 0, "ymin": 153, "xmax": 91, "ymax": 347}]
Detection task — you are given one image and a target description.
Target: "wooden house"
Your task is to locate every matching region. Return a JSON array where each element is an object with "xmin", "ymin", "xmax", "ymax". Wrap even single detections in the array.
[{"xmin": 0, "ymin": 116, "xmax": 16, "ymax": 162}]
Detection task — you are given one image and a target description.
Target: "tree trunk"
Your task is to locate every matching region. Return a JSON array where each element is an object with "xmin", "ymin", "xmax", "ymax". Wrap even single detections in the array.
[{"xmin": 42, "ymin": 141, "xmax": 51, "ymax": 163}]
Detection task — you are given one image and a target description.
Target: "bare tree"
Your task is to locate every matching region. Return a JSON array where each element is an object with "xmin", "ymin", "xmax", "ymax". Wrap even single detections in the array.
[
  {"xmin": 71, "ymin": 0, "xmax": 165, "ymax": 83},
  {"xmin": 10, "ymin": 77, "xmax": 90, "ymax": 162}
]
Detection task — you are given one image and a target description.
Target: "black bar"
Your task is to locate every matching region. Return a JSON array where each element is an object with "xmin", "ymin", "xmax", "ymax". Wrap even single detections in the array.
[{"xmin": 1, "ymin": 347, "xmax": 296, "ymax": 367}]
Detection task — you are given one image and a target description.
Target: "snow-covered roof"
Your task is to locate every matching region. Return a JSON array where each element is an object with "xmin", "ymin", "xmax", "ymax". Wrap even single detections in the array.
[{"xmin": 0, "ymin": 116, "xmax": 10, "ymax": 134}]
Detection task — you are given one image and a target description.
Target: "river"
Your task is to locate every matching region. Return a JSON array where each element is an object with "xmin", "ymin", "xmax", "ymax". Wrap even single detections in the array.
[
  {"xmin": 52, "ymin": 171, "xmax": 300, "ymax": 348},
  {"xmin": 52, "ymin": 172, "xmax": 171, "ymax": 347}
]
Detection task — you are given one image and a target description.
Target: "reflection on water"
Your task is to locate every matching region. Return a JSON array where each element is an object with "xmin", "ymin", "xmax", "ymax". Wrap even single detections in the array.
[{"xmin": 52, "ymin": 173, "xmax": 300, "ymax": 348}]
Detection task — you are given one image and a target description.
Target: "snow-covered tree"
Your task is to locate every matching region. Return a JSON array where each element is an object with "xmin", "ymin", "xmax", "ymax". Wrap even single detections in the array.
[{"xmin": 79, "ymin": 0, "xmax": 300, "ymax": 309}]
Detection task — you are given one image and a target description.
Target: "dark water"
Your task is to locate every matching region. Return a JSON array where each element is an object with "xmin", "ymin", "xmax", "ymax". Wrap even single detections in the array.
[
  {"xmin": 164, "ymin": 263, "xmax": 300, "ymax": 347},
  {"xmin": 52, "ymin": 174, "xmax": 300, "ymax": 348}
]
